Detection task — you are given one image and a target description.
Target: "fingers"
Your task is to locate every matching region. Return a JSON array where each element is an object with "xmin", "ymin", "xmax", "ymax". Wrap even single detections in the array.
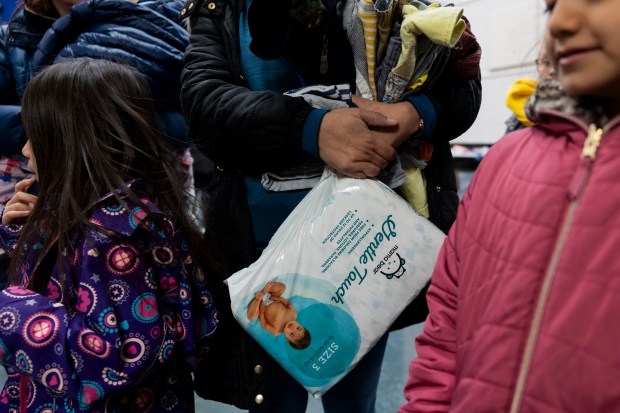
[
  {"xmin": 2, "ymin": 200, "xmax": 35, "ymax": 225},
  {"xmin": 7, "ymin": 179, "xmax": 37, "ymax": 207},
  {"xmin": 350, "ymin": 94, "xmax": 369, "ymax": 109},
  {"xmin": 352, "ymin": 99, "xmax": 421, "ymax": 147},
  {"xmin": 357, "ymin": 109, "xmax": 398, "ymax": 128},
  {"xmin": 318, "ymin": 108, "xmax": 399, "ymax": 178},
  {"xmin": 2, "ymin": 209, "xmax": 32, "ymax": 225},
  {"xmin": 323, "ymin": 141, "xmax": 391, "ymax": 178},
  {"xmin": 5, "ymin": 190, "xmax": 37, "ymax": 208},
  {"xmin": 339, "ymin": 162, "xmax": 381, "ymax": 179},
  {"xmin": 2, "ymin": 179, "xmax": 38, "ymax": 225},
  {"xmin": 371, "ymin": 142, "xmax": 398, "ymax": 164},
  {"xmin": 354, "ymin": 143, "xmax": 395, "ymax": 172},
  {"xmin": 14, "ymin": 178, "xmax": 35, "ymax": 194},
  {"xmin": 322, "ymin": 142, "xmax": 386, "ymax": 178}
]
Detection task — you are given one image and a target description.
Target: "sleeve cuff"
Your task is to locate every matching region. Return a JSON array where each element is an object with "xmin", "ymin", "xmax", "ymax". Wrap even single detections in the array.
[
  {"xmin": 301, "ymin": 108, "xmax": 329, "ymax": 157},
  {"xmin": 406, "ymin": 94, "xmax": 437, "ymax": 139}
]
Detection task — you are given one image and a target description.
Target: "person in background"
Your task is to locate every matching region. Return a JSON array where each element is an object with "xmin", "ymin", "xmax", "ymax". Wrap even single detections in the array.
[
  {"xmin": 400, "ymin": 0, "xmax": 620, "ymax": 411},
  {"xmin": 504, "ymin": 43, "xmax": 557, "ymax": 133},
  {"xmin": 0, "ymin": 59, "xmax": 218, "ymax": 412},
  {"xmin": 180, "ymin": 0, "xmax": 481, "ymax": 411}
]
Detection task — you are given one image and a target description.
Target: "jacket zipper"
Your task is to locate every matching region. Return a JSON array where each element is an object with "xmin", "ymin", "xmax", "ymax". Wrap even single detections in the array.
[
  {"xmin": 508, "ymin": 123, "xmax": 603, "ymax": 413},
  {"xmin": 227, "ymin": 0, "xmax": 246, "ymax": 85}
]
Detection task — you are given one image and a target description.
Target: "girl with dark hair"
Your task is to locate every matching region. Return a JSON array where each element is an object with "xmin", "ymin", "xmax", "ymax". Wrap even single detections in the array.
[
  {"xmin": 0, "ymin": 0, "xmax": 192, "ymax": 206},
  {"xmin": 0, "ymin": 59, "xmax": 218, "ymax": 412}
]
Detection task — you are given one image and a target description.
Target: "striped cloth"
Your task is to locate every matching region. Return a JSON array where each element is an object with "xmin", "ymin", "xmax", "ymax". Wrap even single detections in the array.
[
  {"xmin": 357, "ymin": 0, "xmax": 378, "ymax": 99},
  {"xmin": 343, "ymin": 0, "xmax": 372, "ymax": 98}
]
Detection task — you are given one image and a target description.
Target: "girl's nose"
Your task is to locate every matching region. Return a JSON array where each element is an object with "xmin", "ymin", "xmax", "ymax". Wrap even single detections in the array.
[
  {"xmin": 547, "ymin": 0, "xmax": 581, "ymax": 40},
  {"xmin": 22, "ymin": 141, "xmax": 31, "ymax": 158}
]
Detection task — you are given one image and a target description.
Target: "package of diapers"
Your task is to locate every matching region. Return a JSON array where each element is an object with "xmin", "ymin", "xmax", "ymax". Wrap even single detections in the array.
[{"xmin": 225, "ymin": 168, "xmax": 446, "ymax": 396}]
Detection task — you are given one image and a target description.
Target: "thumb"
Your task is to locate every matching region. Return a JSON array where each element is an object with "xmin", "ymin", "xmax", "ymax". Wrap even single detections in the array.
[{"xmin": 357, "ymin": 109, "xmax": 398, "ymax": 128}]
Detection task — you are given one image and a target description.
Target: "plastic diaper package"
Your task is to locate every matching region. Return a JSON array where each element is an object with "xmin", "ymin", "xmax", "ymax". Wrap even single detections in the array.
[{"xmin": 225, "ymin": 168, "xmax": 446, "ymax": 397}]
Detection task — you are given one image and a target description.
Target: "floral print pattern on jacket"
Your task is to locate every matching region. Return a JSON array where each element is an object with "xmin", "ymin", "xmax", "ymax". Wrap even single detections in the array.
[{"xmin": 0, "ymin": 186, "xmax": 218, "ymax": 412}]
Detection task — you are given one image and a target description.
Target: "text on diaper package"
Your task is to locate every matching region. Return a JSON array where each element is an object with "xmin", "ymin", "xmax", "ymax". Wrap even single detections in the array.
[{"xmin": 329, "ymin": 215, "xmax": 398, "ymax": 305}]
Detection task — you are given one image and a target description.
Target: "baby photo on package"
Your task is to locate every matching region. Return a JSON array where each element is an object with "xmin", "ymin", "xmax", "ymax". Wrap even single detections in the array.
[{"xmin": 226, "ymin": 168, "xmax": 446, "ymax": 396}]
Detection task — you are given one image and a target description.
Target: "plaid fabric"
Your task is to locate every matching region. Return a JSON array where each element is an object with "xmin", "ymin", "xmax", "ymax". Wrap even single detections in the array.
[{"xmin": 0, "ymin": 155, "xmax": 33, "ymax": 207}]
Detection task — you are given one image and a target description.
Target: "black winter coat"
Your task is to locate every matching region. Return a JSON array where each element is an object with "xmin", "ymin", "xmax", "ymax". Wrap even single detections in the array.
[{"xmin": 180, "ymin": 0, "xmax": 481, "ymax": 407}]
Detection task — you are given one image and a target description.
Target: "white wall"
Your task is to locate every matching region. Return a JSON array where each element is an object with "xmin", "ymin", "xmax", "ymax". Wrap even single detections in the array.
[{"xmin": 451, "ymin": 0, "xmax": 546, "ymax": 144}]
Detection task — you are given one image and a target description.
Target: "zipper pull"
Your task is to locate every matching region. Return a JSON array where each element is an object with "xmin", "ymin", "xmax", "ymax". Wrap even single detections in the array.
[
  {"xmin": 320, "ymin": 34, "xmax": 328, "ymax": 74},
  {"xmin": 581, "ymin": 123, "xmax": 603, "ymax": 159},
  {"xmin": 567, "ymin": 124, "xmax": 603, "ymax": 201}
]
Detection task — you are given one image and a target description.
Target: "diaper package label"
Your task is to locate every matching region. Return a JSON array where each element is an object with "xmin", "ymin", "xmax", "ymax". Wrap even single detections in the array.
[{"xmin": 226, "ymin": 168, "xmax": 446, "ymax": 396}]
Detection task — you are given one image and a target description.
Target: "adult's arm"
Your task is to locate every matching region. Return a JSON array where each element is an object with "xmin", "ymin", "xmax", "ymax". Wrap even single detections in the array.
[
  {"xmin": 181, "ymin": 2, "xmax": 315, "ymax": 174},
  {"xmin": 181, "ymin": 2, "xmax": 398, "ymax": 177}
]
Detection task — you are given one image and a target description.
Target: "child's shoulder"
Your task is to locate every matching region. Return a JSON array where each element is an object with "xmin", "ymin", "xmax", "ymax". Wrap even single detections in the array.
[{"xmin": 481, "ymin": 127, "xmax": 541, "ymax": 166}]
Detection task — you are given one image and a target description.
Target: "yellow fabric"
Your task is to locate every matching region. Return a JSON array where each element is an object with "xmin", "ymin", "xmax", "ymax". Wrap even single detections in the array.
[
  {"xmin": 399, "ymin": 161, "xmax": 429, "ymax": 218},
  {"xmin": 402, "ymin": 3, "xmax": 465, "ymax": 48},
  {"xmin": 505, "ymin": 78, "xmax": 537, "ymax": 127},
  {"xmin": 394, "ymin": 4, "xmax": 465, "ymax": 81},
  {"xmin": 410, "ymin": 73, "xmax": 428, "ymax": 90},
  {"xmin": 358, "ymin": 0, "xmax": 378, "ymax": 99}
]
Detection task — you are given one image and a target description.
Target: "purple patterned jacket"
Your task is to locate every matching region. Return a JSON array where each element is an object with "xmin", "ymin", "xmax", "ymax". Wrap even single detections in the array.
[{"xmin": 0, "ymin": 186, "xmax": 218, "ymax": 412}]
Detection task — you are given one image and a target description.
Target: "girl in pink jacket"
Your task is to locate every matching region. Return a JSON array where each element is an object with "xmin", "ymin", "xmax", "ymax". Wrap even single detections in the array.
[{"xmin": 401, "ymin": 1, "xmax": 620, "ymax": 412}]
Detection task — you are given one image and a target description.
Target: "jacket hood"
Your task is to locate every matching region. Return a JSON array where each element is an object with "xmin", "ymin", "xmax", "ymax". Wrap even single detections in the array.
[{"xmin": 32, "ymin": 0, "xmax": 188, "ymax": 103}]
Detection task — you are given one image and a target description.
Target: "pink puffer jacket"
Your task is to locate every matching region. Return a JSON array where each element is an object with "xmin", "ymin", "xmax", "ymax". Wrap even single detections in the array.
[{"xmin": 400, "ymin": 97, "xmax": 620, "ymax": 412}]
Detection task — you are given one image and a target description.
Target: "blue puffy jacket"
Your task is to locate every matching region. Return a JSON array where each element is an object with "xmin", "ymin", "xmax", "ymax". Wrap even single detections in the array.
[
  {"xmin": 0, "ymin": 0, "xmax": 190, "ymax": 154},
  {"xmin": 0, "ymin": 8, "xmax": 51, "ymax": 155}
]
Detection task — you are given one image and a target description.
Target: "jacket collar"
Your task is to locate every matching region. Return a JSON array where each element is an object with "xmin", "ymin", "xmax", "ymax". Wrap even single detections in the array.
[
  {"xmin": 525, "ymin": 78, "xmax": 609, "ymax": 129},
  {"xmin": 6, "ymin": 7, "xmax": 55, "ymax": 49},
  {"xmin": 90, "ymin": 181, "xmax": 163, "ymax": 237}
]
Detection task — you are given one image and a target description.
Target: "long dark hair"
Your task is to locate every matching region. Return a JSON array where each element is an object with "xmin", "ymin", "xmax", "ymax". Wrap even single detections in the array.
[{"xmin": 13, "ymin": 59, "xmax": 218, "ymax": 289}]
